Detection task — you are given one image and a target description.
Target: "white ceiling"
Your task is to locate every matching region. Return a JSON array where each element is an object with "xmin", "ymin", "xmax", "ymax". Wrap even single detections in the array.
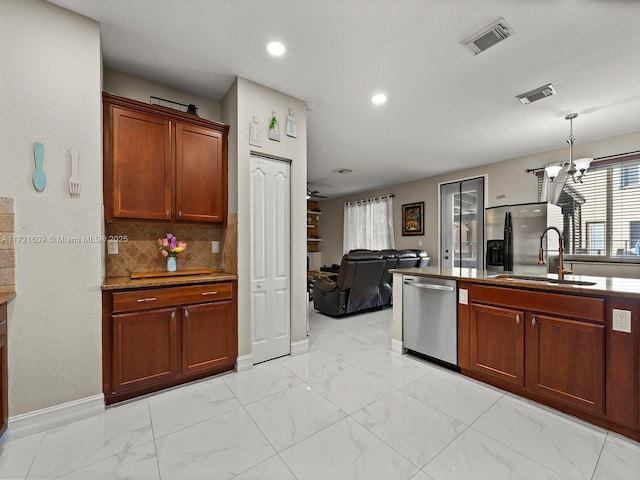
[{"xmin": 48, "ymin": 0, "xmax": 640, "ymax": 199}]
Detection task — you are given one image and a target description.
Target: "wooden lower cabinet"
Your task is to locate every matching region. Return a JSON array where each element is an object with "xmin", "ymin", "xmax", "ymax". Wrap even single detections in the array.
[
  {"xmin": 0, "ymin": 303, "xmax": 7, "ymax": 437},
  {"xmin": 181, "ymin": 301, "xmax": 234, "ymax": 375},
  {"xmin": 527, "ymin": 313, "xmax": 605, "ymax": 416},
  {"xmin": 467, "ymin": 285, "xmax": 606, "ymax": 417},
  {"xmin": 104, "ymin": 281, "xmax": 237, "ymax": 404},
  {"xmin": 112, "ymin": 307, "xmax": 179, "ymax": 394},
  {"xmin": 470, "ymin": 303, "xmax": 525, "ymax": 386}
]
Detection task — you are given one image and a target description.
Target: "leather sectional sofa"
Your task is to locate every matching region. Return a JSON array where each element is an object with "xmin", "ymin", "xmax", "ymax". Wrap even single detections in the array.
[{"xmin": 312, "ymin": 249, "xmax": 429, "ymax": 317}]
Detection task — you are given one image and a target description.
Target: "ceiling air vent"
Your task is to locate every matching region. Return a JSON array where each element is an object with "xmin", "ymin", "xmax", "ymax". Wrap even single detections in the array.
[
  {"xmin": 462, "ymin": 17, "xmax": 514, "ymax": 55},
  {"xmin": 516, "ymin": 84, "xmax": 557, "ymax": 105}
]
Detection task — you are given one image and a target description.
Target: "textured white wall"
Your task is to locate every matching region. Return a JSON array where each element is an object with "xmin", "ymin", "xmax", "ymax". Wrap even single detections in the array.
[
  {"xmin": 232, "ymin": 77, "xmax": 308, "ymax": 354},
  {"xmin": 0, "ymin": 0, "xmax": 103, "ymax": 415},
  {"xmin": 103, "ymin": 67, "xmax": 222, "ymax": 122}
]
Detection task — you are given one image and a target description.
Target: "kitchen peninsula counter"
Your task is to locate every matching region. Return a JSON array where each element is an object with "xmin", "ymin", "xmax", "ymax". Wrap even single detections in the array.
[
  {"xmin": 391, "ymin": 265, "xmax": 640, "ymax": 442},
  {"xmin": 391, "ymin": 266, "xmax": 640, "ymax": 298}
]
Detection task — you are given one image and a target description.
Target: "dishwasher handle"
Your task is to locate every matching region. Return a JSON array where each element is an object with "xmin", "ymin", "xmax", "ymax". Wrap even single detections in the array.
[{"xmin": 403, "ymin": 281, "xmax": 455, "ymax": 292}]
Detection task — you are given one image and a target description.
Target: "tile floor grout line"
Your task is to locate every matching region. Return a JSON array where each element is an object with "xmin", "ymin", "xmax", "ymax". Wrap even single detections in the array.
[
  {"xmin": 590, "ymin": 431, "xmax": 609, "ymax": 480},
  {"xmin": 347, "ymin": 390, "xmax": 447, "ymax": 473},
  {"xmin": 22, "ymin": 431, "xmax": 46, "ymax": 480},
  {"xmin": 147, "ymin": 399, "xmax": 163, "ymax": 480},
  {"xmin": 467, "ymin": 424, "xmax": 576, "ymax": 480}
]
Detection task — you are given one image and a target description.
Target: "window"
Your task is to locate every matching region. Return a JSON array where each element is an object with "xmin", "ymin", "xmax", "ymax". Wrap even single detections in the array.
[
  {"xmin": 621, "ymin": 165, "xmax": 639, "ymax": 188},
  {"xmin": 343, "ymin": 195, "xmax": 395, "ymax": 253},
  {"xmin": 539, "ymin": 154, "xmax": 640, "ymax": 260},
  {"xmin": 586, "ymin": 222, "xmax": 605, "ymax": 255},
  {"xmin": 440, "ymin": 177, "xmax": 485, "ymax": 269}
]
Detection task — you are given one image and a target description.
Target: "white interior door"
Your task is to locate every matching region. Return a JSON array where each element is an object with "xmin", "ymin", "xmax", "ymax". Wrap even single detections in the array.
[{"xmin": 250, "ymin": 156, "xmax": 290, "ymax": 363}]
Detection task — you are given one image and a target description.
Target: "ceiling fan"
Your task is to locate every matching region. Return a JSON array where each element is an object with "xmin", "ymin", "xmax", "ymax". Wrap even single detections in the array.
[{"xmin": 307, "ymin": 187, "xmax": 327, "ymax": 199}]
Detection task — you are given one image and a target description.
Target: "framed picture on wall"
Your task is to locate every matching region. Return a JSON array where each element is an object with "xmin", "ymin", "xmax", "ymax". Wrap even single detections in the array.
[{"xmin": 402, "ymin": 202, "xmax": 424, "ymax": 236}]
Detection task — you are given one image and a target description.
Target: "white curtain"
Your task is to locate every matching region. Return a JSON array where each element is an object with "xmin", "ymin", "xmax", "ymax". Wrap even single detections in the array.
[{"xmin": 343, "ymin": 195, "xmax": 395, "ymax": 253}]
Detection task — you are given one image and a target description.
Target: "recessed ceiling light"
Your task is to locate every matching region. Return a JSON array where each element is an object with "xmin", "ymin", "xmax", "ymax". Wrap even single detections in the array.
[
  {"xmin": 266, "ymin": 41, "xmax": 285, "ymax": 57},
  {"xmin": 371, "ymin": 93, "xmax": 387, "ymax": 105}
]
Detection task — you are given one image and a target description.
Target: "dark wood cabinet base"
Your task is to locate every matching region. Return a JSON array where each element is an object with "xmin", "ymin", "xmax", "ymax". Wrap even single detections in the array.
[
  {"xmin": 458, "ymin": 282, "xmax": 640, "ymax": 443},
  {"xmin": 103, "ymin": 281, "xmax": 237, "ymax": 404}
]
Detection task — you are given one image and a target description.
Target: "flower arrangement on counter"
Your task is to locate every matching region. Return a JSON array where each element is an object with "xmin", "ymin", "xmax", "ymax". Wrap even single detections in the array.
[{"xmin": 157, "ymin": 233, "xmax": 186, "ymax": 257}]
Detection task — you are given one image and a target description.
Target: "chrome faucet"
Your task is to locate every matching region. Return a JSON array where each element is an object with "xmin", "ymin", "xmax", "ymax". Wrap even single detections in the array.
[{"xmin": 538, "ymin": 226, "xmax": 573, "ymax": 280}]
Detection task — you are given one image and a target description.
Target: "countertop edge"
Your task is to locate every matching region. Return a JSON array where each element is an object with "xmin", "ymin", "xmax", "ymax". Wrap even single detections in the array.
[
  {"xmin": 391, "ymin": 267, "xmax": 640, "ymax": 299},
  {"xmin": 0, "ymin": 291, "xmax": 16, "ymax": 305},
  {"xmin": 102, "ymin": 273, "xmax": 238, "ymax": 290}
]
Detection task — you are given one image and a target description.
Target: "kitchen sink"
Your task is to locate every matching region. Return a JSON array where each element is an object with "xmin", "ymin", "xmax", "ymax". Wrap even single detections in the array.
[{"xmin": 488, "ymin": 274, "xmax": 597, "ymax": 286}]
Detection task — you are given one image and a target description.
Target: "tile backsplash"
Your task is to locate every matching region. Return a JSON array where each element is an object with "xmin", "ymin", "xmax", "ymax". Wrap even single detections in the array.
[
  {"xmin": 0, "ymin": 197, "xmax": 15, "ymax": 291},
  {"xmin": 105, "ymin": 221, "xmax": 224, "ymax": 277}
]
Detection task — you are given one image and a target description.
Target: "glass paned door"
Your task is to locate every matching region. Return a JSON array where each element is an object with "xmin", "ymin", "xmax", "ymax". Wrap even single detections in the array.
[{"xmin": 440, "ymin": 177, "xmax": 485, "ymax": 268}]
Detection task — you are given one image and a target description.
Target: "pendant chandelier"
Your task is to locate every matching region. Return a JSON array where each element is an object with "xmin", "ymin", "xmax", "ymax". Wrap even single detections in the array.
[{"xmin": 545, "ymin": 113, "xmax": 593, "ymax": 183}]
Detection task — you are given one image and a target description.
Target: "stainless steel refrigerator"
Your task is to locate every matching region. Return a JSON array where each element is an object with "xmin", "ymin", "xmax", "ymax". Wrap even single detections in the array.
[{"xmin": 485, "ymin": 202, "xmax": 562, "ymax": 273}]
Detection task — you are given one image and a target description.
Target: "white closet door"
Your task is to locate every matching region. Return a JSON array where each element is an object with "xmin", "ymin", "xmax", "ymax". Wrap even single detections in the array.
[{"xmin": 250, "ymin": 156, "xmax": 290, "ymax": 363}]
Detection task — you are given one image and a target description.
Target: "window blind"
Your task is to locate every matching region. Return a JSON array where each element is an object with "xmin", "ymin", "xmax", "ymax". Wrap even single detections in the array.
[{"xmin": 538, "ymin": 153, "xmax": 640, "ymax": 259}]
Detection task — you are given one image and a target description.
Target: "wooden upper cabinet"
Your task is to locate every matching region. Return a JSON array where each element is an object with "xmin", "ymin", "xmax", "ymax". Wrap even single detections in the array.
[
  {"xmin": 103, "ymin": 93, "xmax": 229, "ymax": 224},
  {"xmin": 110, "ymin": 107, "xmax": 172, "ymax": 220},
  {"xmin": 176, "ymin": 123, "xmax": 226, "ymax": 223}
]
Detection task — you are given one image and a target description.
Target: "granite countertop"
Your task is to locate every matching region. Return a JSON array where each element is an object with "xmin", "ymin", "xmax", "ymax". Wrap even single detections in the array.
[
  {"xmin": 103, "ymin": 272, "xmax": 237, "ymax": 290},
  {"xmin": 391, "ymin": 266, "xmax": 640, "ymax": 299},
  {"xmin": 0, "ymin": 291, "xmax": 16, "ymax": 305}
]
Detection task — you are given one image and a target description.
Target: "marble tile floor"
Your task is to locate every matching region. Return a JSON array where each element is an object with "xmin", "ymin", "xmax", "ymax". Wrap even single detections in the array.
[{"xmin": 1, "ymin": 306, "xmax": 640, "ymax": 479}]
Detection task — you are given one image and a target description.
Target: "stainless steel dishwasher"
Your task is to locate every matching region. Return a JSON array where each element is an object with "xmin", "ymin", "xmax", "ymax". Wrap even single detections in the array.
[{"xmin": 402, "ymin": 275, "xmax": 458, "ymax": 368}]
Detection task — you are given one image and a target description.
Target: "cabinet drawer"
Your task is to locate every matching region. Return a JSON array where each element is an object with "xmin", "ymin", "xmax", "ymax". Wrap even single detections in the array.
[
  {"xmin": 470, "ymin": 284, "xmax": 605, "ymax": 323},
  {"xmin": 0, "ymin": 303, "xmax": 6, "ymax": 336},
  {"xmin": 112, "ymin": 283, "xmax": 233, "ymax": 313}
]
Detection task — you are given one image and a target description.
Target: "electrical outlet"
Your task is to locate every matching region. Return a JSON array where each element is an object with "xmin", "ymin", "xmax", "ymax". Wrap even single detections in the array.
[
  {"xmin": 612, "ymin": 308, "xmax": 631, "ymax": 333},
  {"xmin": 211, "ymin": 240, "xmax": 220, "ymax": 254},
  {"xmin": 459, "ymin": 288, "xmax": 468, "ymax": 305},
  {"xmin": 107, "ymin": 239, "xmax": 118, "ymax": 255}
]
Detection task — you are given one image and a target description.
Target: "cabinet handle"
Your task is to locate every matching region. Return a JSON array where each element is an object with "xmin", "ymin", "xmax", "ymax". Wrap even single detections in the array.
[
  {"xmin": 184, "ymin": 307, "xmax": 189, "ymax": 318},
  {"xmin": 516, "ymin": 314, "xmax": 520, "ymax": 324},
  {"xmin": 0, "ymin": 319, "xmax": 6, "ymax": 326},
  {"xmin": 166, "ymin": 210, "xmax": 170, "ymax": 218},
  {"xmin": 201, "ymin": 291, "xmax": 218, "ymax": 296},
  {"xmin": 532, "ymin": 316, "xmax": 537, "ymax": 327},
  {"xmin": 136, "ymin": 297, "xmax": 156, "ymax": 303},
  {"xmin": 171, "ymin": 311, "xmax": 175, "ymax": 320},
  {"xmin": 178, "ymin": 210, "xmax": 182, "ymax": 219}
]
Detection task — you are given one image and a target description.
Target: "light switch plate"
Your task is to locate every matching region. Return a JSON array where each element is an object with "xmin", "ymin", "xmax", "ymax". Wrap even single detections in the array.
[
  {"xmin": 211, "ymin": 240, "xmax": 220, "ymax": 254},
  {"xmin": 612, "ymin": 308, "xmax": 631, "ymax": 333},
  {"xmin": 459, "ymin": 288, "xmax": 468, "ymax": 305}
]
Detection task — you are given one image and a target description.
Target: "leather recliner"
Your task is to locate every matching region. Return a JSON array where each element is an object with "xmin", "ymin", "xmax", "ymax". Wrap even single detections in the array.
[
  {"xmin": 313, "ymin": 249, "xmax": 430, "ymax": 316},
  {"xmin": 381, "ymin": 249, "xmax": 429, "ymax": 306},
  {"xmin": 313, "ymin": 251, "xmax": 386, "ymax": 317}
]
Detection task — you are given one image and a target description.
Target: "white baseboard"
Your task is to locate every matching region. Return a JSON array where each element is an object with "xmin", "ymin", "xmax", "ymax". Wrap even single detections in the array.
[
  {"xmin": 236, "ymin": 354, "xmax": 253, "ymax": 372},
  {"xmin": 290, "ymin": 338, "xmax": 309, "ymax": 356},
  {"xmin": 8, "ymin": 394, "xmax": 104, "ymax": 440},
  {"xmin": 391, "ymin": 338, "xmax": 406, "ymax": 355}
]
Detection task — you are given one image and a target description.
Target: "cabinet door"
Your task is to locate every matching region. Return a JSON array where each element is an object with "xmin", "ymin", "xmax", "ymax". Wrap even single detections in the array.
[
  {"xmin": 527, "ymin": 313, "xmax": 605, "ymax": 415},
  {"xmin": 176, "ymin": 123, "xmax": 226, "ymax": 223},
  {"xmin": 470, "ymin": 303, "xmax": 525, "ymax": 386},
  {"xmin": 111, "ymin": 107, "xmax": 172, "ymax": 220},
  {"xmin": 181, "ymin": 301, "xmax": 235, "ymax": 375},
  {"xmin": 112, "ymin": 308, "xmax": 178, "ymax": 393}
]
